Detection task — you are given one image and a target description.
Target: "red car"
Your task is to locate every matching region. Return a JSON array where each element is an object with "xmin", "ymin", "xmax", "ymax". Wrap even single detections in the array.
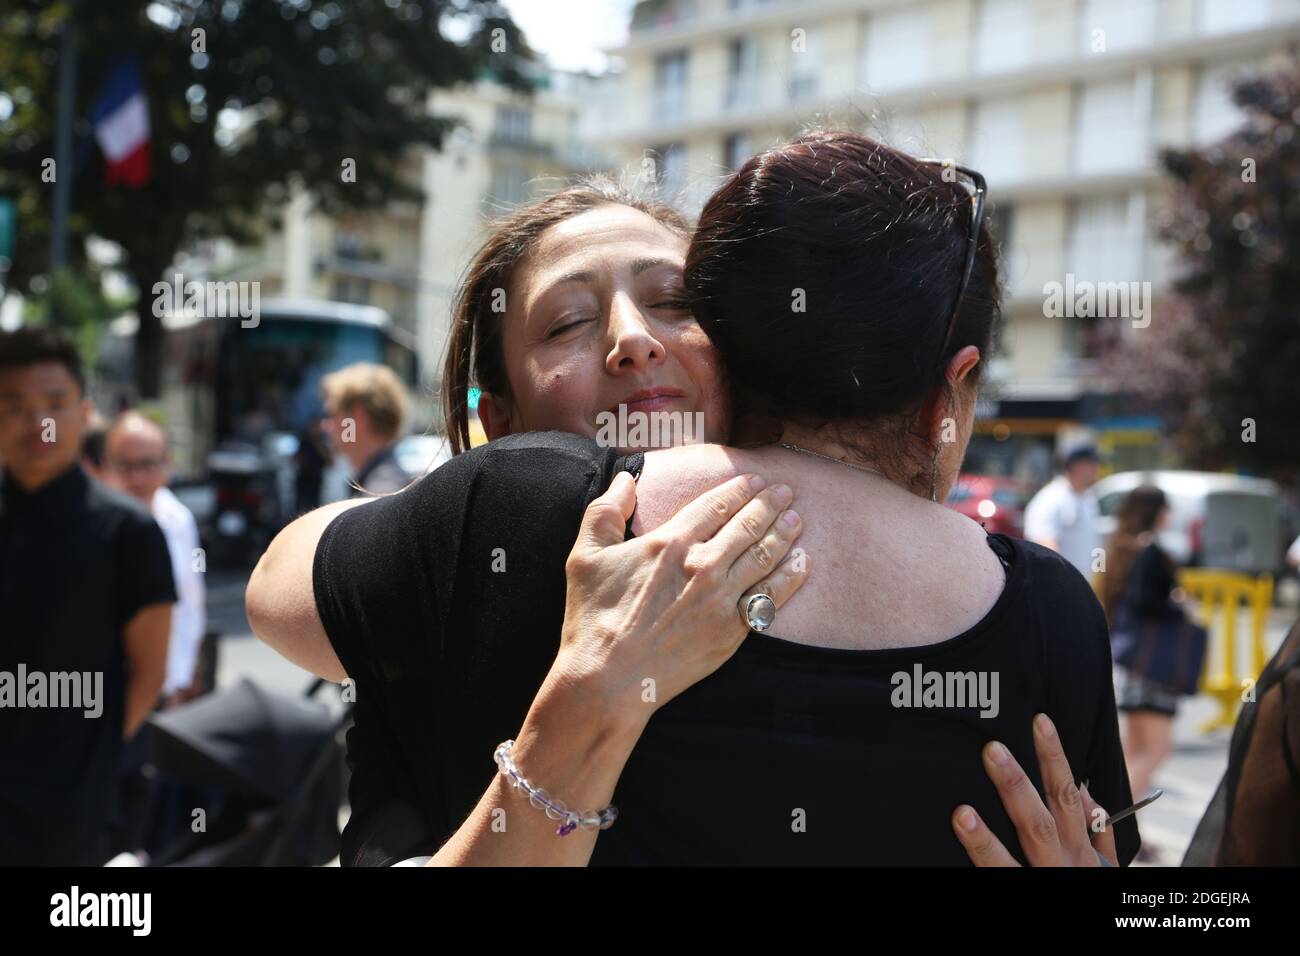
[{"xmin": 945, "ymin": 474, "xmax": 1028, "ymax": 537}]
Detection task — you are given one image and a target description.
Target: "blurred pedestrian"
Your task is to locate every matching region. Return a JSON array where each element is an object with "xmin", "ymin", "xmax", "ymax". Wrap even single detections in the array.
[
  {"xmin": 80, "ymin": 407, "xmax": 109, "ymax": 483},
  {"xmin": 102, "ymin": 411, "xmax": 208, "ymax": 862},
  {"xmin": 293, "ymin": 418, "xmax": 329, "ymax": 515},
  {"xmin": 105, "ymin": 412, "xmax": 206, "ymax": 708},
  {"xmin": 1184, "ymin": 617, "xmax": 1300, "ymax": 865},
  {"xmin": 1100, "ymin": 484, "xmax": 1197, "ymax": 862},
  {"xmin": 0, "ymin": 329, "xmax": 175, "ymax": 865},
  {"xmin": 1023, "ymin": 444, "xmax": 1102, "ymax": 577},
  {"xmin": 319, "ymin": 363, "xmax": 412, "ymax": 496}
]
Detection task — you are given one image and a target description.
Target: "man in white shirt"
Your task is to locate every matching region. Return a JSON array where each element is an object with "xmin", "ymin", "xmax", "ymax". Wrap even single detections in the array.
[
  {"xmin": 1024, "ymin": 445, "xmax": 1103, "ymax": 579},
  {"xmin": 104, "ymin": 412, "xmax": 206, "ymax": 706}
]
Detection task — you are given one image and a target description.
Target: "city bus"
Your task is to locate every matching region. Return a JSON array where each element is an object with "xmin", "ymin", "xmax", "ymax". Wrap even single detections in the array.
[
  {"xmin": 101, "ymin": 298, "xmax": 419, "ymax": 478},
  {"xmin": 163, "ymin": 298, "xmax": 418, "ymax": 479},
  {"xmin": 99, "ymin": 298, "xmax": 421, "ymax": 563}
]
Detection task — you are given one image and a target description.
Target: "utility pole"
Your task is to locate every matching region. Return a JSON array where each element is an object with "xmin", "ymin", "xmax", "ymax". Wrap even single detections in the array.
[{"xmin": 48, "ymin": 0, "xmax": 78, "ymax": 325}]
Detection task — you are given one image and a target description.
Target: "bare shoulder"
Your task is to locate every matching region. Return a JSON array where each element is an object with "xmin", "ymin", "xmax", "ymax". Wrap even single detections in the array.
[
  {"xmin": 632, "ymin": 444, "xmax": 782, "ymax": 535},
  {"xmin": 932, "ymin": 502, "xmax": 1009, "ymax": 568},
  {"xmin": 886, "ymin": 501, "xmax": 1010, "ymax": 631}
]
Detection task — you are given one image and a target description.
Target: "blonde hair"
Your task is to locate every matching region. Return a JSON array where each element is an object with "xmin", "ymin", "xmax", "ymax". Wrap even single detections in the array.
[{"xmin": 321, "ymin": 363, "xmax": 410, "ymax": 442}]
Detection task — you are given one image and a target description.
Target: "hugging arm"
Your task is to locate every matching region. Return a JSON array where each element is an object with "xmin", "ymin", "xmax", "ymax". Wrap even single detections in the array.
[
  {"xmin": 956, "ymin": 578, "xmax": 1139, "ymax": 867},
  {"xmin": 952, "ymin": 713, "xmax": 1118, "ymax": 866},
  {"xmin": 246, "ymin": 497, "xmax": 369, "ymax": 683},
  {"xmin": 430, "ymin": 471, "xmax": 807, "ymax": 864},
  {"xmin": 247, "ymin": 435, "xmax": 809, "ymax": 865},
  {"xmin": 245, "ymin": 443, "xmax": 757, "ymax": 692}
]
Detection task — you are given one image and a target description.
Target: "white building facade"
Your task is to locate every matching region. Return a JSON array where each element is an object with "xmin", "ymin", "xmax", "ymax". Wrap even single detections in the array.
[{"xmin": 592, "ymin": 0, "xmax": 1300, "ymax": 477}]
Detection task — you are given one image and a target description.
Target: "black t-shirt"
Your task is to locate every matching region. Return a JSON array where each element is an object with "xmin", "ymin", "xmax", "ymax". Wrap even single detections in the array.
[
  {"xmin": 314, "ymin": 431, "xmax": 1139, "ymax": 865},
  {"xmin": 0, "ymin": 463, "xmax": 177, "ymax": 865},
  {"xmin": 1120, "ymin": 542, "xmax": 1185, "ymax": 624}
]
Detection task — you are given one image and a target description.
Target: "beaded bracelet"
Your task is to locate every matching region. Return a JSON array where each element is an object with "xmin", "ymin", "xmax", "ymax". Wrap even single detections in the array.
[{"xmin": 493, "ymin": 739, "xmax": 619, "ymax": 836}]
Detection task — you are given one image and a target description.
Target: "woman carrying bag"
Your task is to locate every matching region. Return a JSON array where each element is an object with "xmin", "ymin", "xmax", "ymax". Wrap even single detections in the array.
[{"xmin": 1101, "ymin": 484, "xmax": 1207, "ymax": 860}]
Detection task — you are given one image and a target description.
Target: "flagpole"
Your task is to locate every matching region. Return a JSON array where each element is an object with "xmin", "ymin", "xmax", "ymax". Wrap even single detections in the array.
[{"xmin": 49, "ymin": 0, "xmax": 78, "ymax": 326}]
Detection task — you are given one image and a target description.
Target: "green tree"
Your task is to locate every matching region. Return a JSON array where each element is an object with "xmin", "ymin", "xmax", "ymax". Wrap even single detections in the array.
[
  {"xmin": 1102, "ymin": 62, "xmax": 1300, "ymax": 479},
  {"xmin": 0, "ymin": 0, "xmax": 532, "ymax": 396},
  {"xmin": 21, "ymin": 267, "xmax": 123, "ymax": 373}
]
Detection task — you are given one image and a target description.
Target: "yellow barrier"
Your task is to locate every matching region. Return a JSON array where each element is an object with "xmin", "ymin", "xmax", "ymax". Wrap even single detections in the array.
[{"xmin": 1176, "ymin": 569, "xmax": 1274, "ymax": 733}]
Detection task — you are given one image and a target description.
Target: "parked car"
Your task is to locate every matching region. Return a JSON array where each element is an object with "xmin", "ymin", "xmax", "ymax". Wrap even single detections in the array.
[
  {"xmin": 393, "ymin": 433, "xmax": 454, "ymax": 479},
  {"xmin": 945, "ymin": 474, "xmax": 1028, "ymax": 537},
  {"xmin": 1092, "ymin": 470, "xmax": 1282, "ymax": 573}
]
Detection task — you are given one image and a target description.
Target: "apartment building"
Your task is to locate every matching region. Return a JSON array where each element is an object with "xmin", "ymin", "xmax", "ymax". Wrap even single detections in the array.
[{"xmin": 593, "ymin": 0, "xmax": 1300, "ymax": 478}]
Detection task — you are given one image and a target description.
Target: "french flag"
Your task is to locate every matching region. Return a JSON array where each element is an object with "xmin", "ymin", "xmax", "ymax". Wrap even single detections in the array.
[{"xmin": 90, "ymin": 59, "xmax": 152, "ymax": 188}]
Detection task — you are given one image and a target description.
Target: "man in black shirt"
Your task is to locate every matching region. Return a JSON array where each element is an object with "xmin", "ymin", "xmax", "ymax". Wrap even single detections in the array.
[{"xmin": 0, "ymin": 329, "xmax": 176, "ymax": 865}]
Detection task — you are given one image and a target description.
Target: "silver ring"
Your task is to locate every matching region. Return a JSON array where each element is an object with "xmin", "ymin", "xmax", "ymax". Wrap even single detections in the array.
[{"xmin": 740, "ymin": 592, "xmax": 777, "ymax": 632}]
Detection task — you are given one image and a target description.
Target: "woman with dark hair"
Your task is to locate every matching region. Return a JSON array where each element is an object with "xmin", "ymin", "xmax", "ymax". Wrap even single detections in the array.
[
  {"xmin": 250, "ymin": 131, "xmax": 1139, "ymax": 865},
  {"xmin": 1100, "ymin": 484, "xmax": 1186, "ymax": 857}
]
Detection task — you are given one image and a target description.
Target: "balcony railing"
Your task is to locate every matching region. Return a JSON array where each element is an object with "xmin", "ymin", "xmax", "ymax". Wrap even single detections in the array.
[
  {"xmin": 487, "ymin": 132, "xmax": 555, "ymax": 155},
  {"xmin": 606, "ymin": 1, "xmax": 1300, "ymax": 137},
  {"xmin": 653, "ymin": 88, "xmax": 689, "ymax": 123}
]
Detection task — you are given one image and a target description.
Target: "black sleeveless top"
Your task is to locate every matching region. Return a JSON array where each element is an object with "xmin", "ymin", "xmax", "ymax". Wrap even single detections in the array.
[{"xmin": 314, "ymin": 431, "xmax": 1138, "ymax": 866}]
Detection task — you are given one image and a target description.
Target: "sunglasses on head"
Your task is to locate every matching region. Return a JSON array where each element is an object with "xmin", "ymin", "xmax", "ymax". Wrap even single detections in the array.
[{"xmin": 916, "ymin": 159, "xmax": 988, "ymax": 369}]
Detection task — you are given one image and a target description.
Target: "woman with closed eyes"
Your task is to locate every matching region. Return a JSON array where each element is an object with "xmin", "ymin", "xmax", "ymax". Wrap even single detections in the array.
[{"xmin": 249, "ymin": 131, "xmax": 1139, "ymax": 866}]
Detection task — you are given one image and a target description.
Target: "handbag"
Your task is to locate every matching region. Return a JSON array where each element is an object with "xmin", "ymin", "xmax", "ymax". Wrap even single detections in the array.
[{"xmin": 1111, "ymin": 614, "xmax": 1209, "ymax": 697}]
